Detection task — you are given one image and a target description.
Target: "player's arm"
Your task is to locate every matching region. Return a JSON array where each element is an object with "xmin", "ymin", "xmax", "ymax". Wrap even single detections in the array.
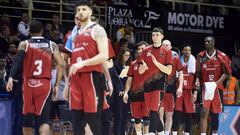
[
  {"xmin": 6, "ymin": 41, "xmax": 27, "ymax": 91},
  {"xmin": 150, "ymin": 53, "xmax": 172, "ymax": 75},
  {"xmin": 195, "ymin": 55, "xmax": 201, "ymax": 90},
  {"xmin": 102, "ymin": 61, "xmax": 113, "ymax": 96},
  {"xmin": 124, "ymin": 77, "xmax": 133, "ymax": 95},
  {"xmin": 52, "ymin": 42, "xmax": 64, "ymax": 88},
  {"xmin": 176, "ymin": 70, "xmax": 183, "ymax": 97},
  {"xmin": 216, "ymin": 63, "xmax": 229, "ymax": 86},
  {"xmin": 123, "ymin": 76, "xmax": 133, "ymax": 103}
]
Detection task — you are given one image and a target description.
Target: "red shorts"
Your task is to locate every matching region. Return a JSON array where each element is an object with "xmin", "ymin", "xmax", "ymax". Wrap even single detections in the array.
[
  {"xmin": 175, "ymin": 89, "xmax": 195, "ymax": 113},
  {"xmin": 23, "ymin": 78, "xmax": 51, "ymax": 115},
  {"xmin": 144, "ymin": 90, "xmax": 161, "ymax": 112},
  {"xmin": 70, "ymin": 72, "xmax": 105, "ymax": 113},
  {"xmin": 202, "ymin": 88, "xmax": 223, "ymax": 113},
  {"xmin": 161, "ymin": 93, "xmax": 174, "ymax": 112},
  {"xmin": 131, "ymin": 101, "xmax": 149, "ymax": 119}
]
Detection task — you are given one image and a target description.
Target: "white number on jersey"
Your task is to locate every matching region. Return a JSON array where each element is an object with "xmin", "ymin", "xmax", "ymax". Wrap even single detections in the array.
[{"xmin": 33, "ymin": 60, "xmax": 43, "ymax": 75}]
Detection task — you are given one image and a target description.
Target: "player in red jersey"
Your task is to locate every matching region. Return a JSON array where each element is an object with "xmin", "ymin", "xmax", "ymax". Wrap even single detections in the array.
[
  {"xmin": 195, "ymin": 36, "xmax": 231, "ymax": 135},
  {"xmin": 139, "ymin": 27, "xmax": 172, "ymax": 135},
  {"xmin": 123, "ymin": 41, "xmax": 149, "ymax": 135},
  {"xmin": 67, "ymin": 1, "xmax": 109, "ymax": 135},
  {"xmin": 159, "ymin": 40, "xmax": 183, "ymax": 135},
  {"xmin": 6, "ymin": 20, "xmax": 63, "ymax": 135},
  {"xmin": 172, "ymin": 45, "xmax": 196, "ymax": 135}
]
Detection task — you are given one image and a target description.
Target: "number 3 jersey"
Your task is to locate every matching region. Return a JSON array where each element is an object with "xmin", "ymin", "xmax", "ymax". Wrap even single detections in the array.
[{"xmin": 23, "ymin": 37, "xmax": 53, "ymax": 79}]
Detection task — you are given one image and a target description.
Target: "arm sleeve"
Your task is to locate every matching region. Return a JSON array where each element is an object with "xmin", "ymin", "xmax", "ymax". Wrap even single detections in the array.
[{"xmin": 9, "ymin": 50, "xmax": 25, "ymax": 79}]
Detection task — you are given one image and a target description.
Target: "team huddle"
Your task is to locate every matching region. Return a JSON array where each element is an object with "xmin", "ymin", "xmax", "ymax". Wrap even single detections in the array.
[{"xmin": 5, "ymin": 1, "xmax": 232, "ymax": 135}]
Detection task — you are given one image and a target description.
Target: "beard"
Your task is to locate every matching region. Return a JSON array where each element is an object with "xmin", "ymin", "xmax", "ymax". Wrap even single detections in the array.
[{"xmin": 78, "ymin": 15, "xmax": 89, "ymax": 22}]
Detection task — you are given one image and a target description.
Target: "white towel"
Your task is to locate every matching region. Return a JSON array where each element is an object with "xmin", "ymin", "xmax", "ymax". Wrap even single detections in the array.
[
  {"xmin": 180, "ymin": 54, "xmax": 196, "ymax": 74},
  {"xmin": 204, "ymin": 82, "xmax": 217, "ymax": 101}
]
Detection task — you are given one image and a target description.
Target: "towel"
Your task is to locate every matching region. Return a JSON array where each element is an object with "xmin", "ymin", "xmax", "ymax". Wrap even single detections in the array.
[
  {"xmin": 180, "ymin": 54, "xmax": 196, "ymax": 74},
  {"xmin": 204, "ymin": 82, "xmax": 217, "ymax": 101}
]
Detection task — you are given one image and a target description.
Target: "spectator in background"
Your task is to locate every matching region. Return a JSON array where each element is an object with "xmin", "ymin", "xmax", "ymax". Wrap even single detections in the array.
[
  {"xmin": 117, "ymin": 25, "xmax": 135, "ymax": 43},
  {"xmin": 50, "ymin": 29, "xmax": 64, "ymax": 46},
  {"xmin": 0, "ymin": 25, "xmax": 11, "ymax": 54},
  {"xmin": 232, "ymin": 48, "xmax": 240, "ymax": 79},
  {"xmin": 223, "ymin": 75, "xmax": 240, "ymax": 105},
  {"xmin": 5, "ymin": 40, "xmax": 18, "ymax": 79},
  {"xmin": 113, "ymin": 38, "xmax": 128, "ymax": 57},
  {"xmin": 124, "ymin": 32, "xmax": 136, "ymax": 58},
  {"xmin": 43, "ymin": 22, "xmax": 53, "ymax": 40},
  {"xmin": 0, "ymin": 13, "xmax": 15, "ymax": 35},
  {"xmin": 52, "ymin": 14, "xmax": 65, "ymax": 39},
  {"xmin": 17, "ymin": 12, "xmax": 30, "ymax": 41},
  {"xmin": 113, "ymin": 47, "xmax": 132, "ymax": 135}
]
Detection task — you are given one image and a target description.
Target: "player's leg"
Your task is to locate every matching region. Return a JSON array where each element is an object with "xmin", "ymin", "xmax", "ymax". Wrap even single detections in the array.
[{"xmin": 83, "ymin": 72, "xmax": 105, "ymax": 135}]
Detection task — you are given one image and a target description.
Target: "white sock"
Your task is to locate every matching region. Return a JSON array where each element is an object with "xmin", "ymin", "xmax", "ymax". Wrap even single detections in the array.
[
  {"xmin": 157, "ymin": 131, "xmax": 165, "ymax": 135},
  {"xmin": 201, "ymin": 133, "xmax": 207, "ymax": 135},
  {"xmin": 212, "ymin": 133, "xmax": 218, "ymax": 135},
  {"xmin": 184, "ymin": 132, "xmax": 189, "ymax": 135},
  {"xmin": 149, "ymin": 133, "xmax": 155, "ymax": 135},
  {"xmin": 172, "ymin": 131, "xmax": 177, "ymax": 135},
  {"xmin": 136, "ymin": 131, "xmax": 142, "ymax": 135},
  {"xmin": 165, "ymin": 130, "xmax": 170, "ymax": 135}
]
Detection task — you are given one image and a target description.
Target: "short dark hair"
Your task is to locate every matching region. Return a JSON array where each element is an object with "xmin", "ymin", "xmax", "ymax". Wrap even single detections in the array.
[
  {"xmin": 76, "ymin": 1, "xmax": 92, "ymax": 9},
  {"xmin": 137, "ymin": 41, "xmax": 148, "ymax": 47},
  {"xmin": 152, "ymin": 27, "xmax": 164, "ymax": 34},
  {"xmin": 29, "ymin": 20, "xmax": 43, "ymax": 34}
]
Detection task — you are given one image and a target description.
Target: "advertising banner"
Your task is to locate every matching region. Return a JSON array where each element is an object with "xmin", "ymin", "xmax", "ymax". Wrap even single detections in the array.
[{"xmin": 219, "ymin": 106, "xmax": 240, "ymax": 135}]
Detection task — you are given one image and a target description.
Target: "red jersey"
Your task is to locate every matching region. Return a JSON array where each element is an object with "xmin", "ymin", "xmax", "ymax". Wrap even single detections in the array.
[
  {"xmin": 23, "ymin": 37, "xmax": 53, "ymax": 79},
  {"xmin": 128, "ymin": 59, "xmax": 145, "ymax": 92},
  {"xmin": 140, "ymin": 45, "xmax": 172, "ymax": 83},
  {"xmin": 182, "ymin": 63, "xmax": 195, "ymax": 90},
  {"xmin": 108, "ymin": 39, "xmax": 115, "ymax": 59},
  {"xmin": 166, "ymin": 51, "xmax": 182, "ymax": 84},
  {"xmin": 71, "ymin": 23, "xmax": 103, "ymax": 73},
  {"xmin": 198, "ymin": 50, "xmax": 228, "ymax": 90}
]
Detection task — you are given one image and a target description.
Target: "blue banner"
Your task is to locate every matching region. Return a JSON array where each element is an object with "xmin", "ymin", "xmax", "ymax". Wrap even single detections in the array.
[
  {"xmin": 0, "ymin": 99, "xmax": 12, "ymax": 135},
  {"xmin": 219, "ymin": 106, "xmax": 240, "ymax": 135}
]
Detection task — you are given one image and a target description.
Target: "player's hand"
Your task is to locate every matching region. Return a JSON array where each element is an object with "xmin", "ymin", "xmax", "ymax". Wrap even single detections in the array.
[
  {"xmin": 192, "ymin": 91, "xmax": 197, "ymax": 102},
  {"xmin": 149, "ymin": 53, "xmax": 157, "ymax": 64},
  {"xmin": 69, "ymin": 62, "xmax": 84, "ymax": 77},
  {"xmin": 123, "ymin": 92, "xmax": 129, "ymax": 104},
  {"xmin": 176, "ymin": 87, "xmax": 183, "ymax": 97},
  {"xmin": 6, "ymin": 77, "xmax": 14, "ymax": 92},
  {"xmin": 195, "ymin": 79, "xmax": 200, "ymax": 88},
  {"xmin": 106, "ymin": 80, "xmax": 113, "ymax": 97},
  {"xmin": 139, "ymin": 60, "xmax": 148, "ymax": 74}
]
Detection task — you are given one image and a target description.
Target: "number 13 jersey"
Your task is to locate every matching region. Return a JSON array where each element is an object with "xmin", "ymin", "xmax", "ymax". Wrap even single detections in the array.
[{"xmin": 23, "ymin": 37, "xmax": 53, "ymax": 79}]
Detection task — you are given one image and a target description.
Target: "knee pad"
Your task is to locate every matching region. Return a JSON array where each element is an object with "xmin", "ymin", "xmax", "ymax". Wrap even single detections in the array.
[{"xmin": 22, "ymin": 113, "xmax": 35, "ymax": 127}]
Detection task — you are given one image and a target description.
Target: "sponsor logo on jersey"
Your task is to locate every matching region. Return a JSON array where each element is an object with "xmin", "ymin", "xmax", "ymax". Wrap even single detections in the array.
[{"xmin": 28, "ymin": 79, "xmax": 43, "ymax": 87}]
